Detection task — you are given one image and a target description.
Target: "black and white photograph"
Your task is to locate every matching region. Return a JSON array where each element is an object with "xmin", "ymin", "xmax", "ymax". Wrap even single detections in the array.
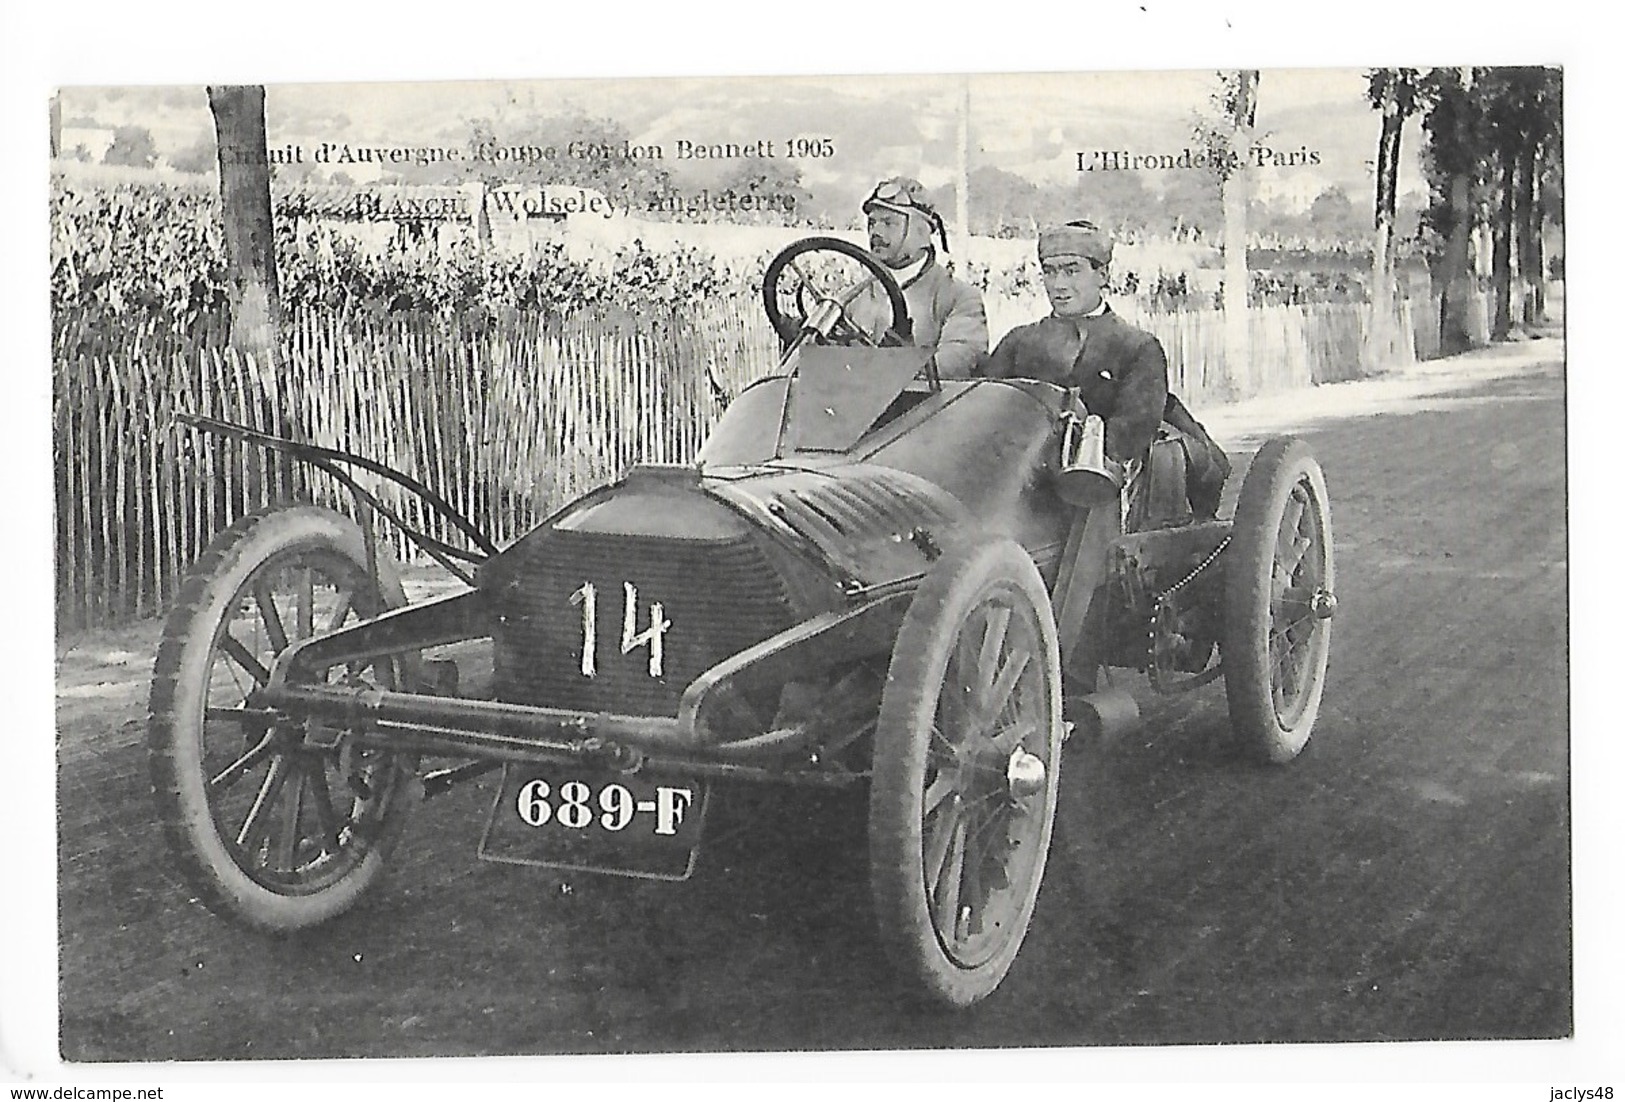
[{"xmin": 9, "ymin": 6, "xmax": 1615, "ymax": 1092}]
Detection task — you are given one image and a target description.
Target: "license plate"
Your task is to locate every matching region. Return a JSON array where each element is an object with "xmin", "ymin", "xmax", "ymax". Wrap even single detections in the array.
[{"xmin": 478, "ymin": 765, "xmax": 708, "ymax": 881}]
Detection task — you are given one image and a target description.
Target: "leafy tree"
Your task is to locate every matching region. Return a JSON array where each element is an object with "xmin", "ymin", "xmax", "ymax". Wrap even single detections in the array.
[
  {"xmin": 1159, "ymin": 168, "xmax": 1223, "ymax": 239},
  {"xmin": 1365, "ymin": 68, "xmax": 1425, "ymax": 363},
  {"xmin": 103, "ymin": 126, "xmax": 157, "ymax": 169},
  {"xmin": 170, "ymin": 130, "xmax": 218, "ymax": 175},
  {"xmin": 1479, "ymin": 68, "xmax": 1531, "ymax": 338},
  {"xmin": 1193, "ymin": 69, "xmax": 1258, "ymax": 389},
  {"xmin": 1413, "ymin": 66, "xmax": 1561, "ymax": 352},
  {"xmin": 965, "ymin": 165, "xmax": 1040, "ymax": 236},
  {"xmin": 1419, "ymin": 68, "xmax": 1489, "ymax": 355},
  {"xmin": 1538, "ymin": 137, "xmax": 1564, "ymax": 285},
  {"xmin": 1525, "ymin": 77, "xmax": 1563, "ymax": 318},
  {"xmin": 1470, "ymin": 66, "xmax": 1562, "ymax": 339},
  {"xmin": 964, "ymin": 165, "xmax": 1157, "ymax": 239},
  {"xmin": 1308, "ymin": 186, "xmax": 1360, "ymax": 240},
  {"xmin": 711, "ymin": 158, "xmax": 812, "ymax": 225},
  {"xmin": 1505, "ymin": 67, "xmax": 1561, "ymax": 326},
  {"xmin": 270, "ymin": 159, "xmax": 317, "ymax": 185},
  {"xmin": 1071, "ymin": 167, "xmax": 1155, "ymax": 234},
  {"xmin": 1248, "ymin": 196, "xmax": 1311, "ymax": 241}
]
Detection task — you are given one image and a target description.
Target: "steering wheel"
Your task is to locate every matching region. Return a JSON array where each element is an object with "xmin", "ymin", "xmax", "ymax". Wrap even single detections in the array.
[{"xmin": 762, "ymin": 236, "xmax": 911, "ymax": 350}]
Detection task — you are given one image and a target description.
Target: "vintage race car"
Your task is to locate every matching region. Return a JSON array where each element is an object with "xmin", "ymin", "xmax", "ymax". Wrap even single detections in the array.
[{"xmin": 148, "ymin": 237, "xmax": 1337, "ymax": 1008}]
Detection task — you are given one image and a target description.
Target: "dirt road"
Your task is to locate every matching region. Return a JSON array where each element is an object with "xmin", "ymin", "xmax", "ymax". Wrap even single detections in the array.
[{"xmin": 49, "ymin": 338, "xmax": 1571, "ymax": 1062}]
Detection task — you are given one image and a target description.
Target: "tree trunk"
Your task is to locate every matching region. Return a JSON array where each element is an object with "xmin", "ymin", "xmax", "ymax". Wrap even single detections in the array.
[
  {"xmin": 207, "ymin": 85, "xmax": 293, "ymax": 506},
  {"xmin": 208, "ymin": 85, "xmax": 280, "ymax": 363},
  {"xmin": 1490, "ymin": 152, "xmax": 1515, "ymax": 341},
  {"xmin": 1519, "ymin": 141, "xmax": 1542, "ymax": 325},
  {"xmin": 1369, "ymin": 87, "xmax": 1407, "ymax": 369},
  {"xmin": 1222, "ymin": 71, "xmax": 1258, "ymax": 396},
  {"xmin": 1437, "ymin": 172, "xmax": 1477, "ymax": 356}
]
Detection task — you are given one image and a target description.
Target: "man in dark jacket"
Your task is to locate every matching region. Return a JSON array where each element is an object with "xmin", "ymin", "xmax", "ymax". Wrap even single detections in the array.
[
  {"xmin": 981, "ymin": 222, "xmax": 1232, "ymax": 695},
  {"xmin": 980, "ymin": 220, "xmax": 1229, "ymax": 517}
]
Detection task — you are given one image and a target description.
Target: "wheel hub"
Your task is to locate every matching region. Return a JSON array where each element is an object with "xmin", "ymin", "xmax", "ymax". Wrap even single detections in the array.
[
  {"xmin": 1005, "ymin": 748, "xmax": 1046, "ymax": 799},
  {"xmin": 952, "ymin": 724, "xmax": 1047, "ymax": 802}
]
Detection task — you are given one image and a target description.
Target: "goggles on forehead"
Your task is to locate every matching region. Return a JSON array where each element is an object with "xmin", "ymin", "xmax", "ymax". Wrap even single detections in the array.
[
  {"xmin": 864, "ymin": 178, "xmax": 942, "ymax": 216},
  {"xmin": 868, "ymin": 180, "xmax": 933, "ymax": 210}
]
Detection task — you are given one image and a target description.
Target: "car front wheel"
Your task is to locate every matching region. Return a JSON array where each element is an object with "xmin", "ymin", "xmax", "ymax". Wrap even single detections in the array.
[
  {"xmin": 148, "ymin": 505, "xmax": 417, "ymax": 930},
  {"xmin": 869, "ymin": 537, "xmax": 1063, "ymax": 1007}
]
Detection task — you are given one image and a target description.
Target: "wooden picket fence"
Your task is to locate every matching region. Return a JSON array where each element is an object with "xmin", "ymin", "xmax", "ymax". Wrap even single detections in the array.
[
  {"xmin": 1408, "ymin": 289, "xmax": 1493, "ymax": 361},
  {"xmin": 54, "ymin": 293, "xmax": 1412, "ymax": 631},
  {"xmin": 987, "ymin": 295, "xmax": 1421, "ymax": 407},
  {"xmin": 53, "ymin": 301, "xmax": 780, "ymax": 630}
]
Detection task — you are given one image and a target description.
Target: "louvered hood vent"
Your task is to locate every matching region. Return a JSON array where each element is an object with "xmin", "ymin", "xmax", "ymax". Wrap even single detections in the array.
[{"xmin": 709, "ymin": 464, "xmax": 968, "ymax": 592}]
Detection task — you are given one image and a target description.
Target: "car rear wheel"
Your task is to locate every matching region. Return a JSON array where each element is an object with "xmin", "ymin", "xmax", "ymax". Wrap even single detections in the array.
[
  {"xmin": 1222, "ymin": 437, "xmax": 1336, "ymax": 763},
  {"xmin": 148, "ymin": 505, "xmax": 417, "ymax": 930},
  {"xmin": 869, "ymin": 537, "xmax": 1063, "ymax": 1007}
]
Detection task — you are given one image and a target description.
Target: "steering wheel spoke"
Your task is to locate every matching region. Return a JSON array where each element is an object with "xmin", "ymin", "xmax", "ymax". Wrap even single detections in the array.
[
  {"xmin": 786, "ymin": 257, "xmax": 829, "ymax": 301},
  {"xmin": 763, "ymin": 236, "xmax": 910, "ymax": 354}
]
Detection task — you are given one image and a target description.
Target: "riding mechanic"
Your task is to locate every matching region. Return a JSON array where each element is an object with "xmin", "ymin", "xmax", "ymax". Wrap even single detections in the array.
[
  {"xmin": 977, "ymin": 220, "xmax": 1233, "ymax": 697},
  {"xmin": 979, "ymin": 220, "xmax": 1229, "ymax": 518}
]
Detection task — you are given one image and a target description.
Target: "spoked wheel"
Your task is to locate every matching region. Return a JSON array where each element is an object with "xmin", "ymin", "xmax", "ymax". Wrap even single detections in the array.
[
  {"xmin": 869, "ymin": 538, "xmax": 1063, "ymax": 1007},
  {"xmin": 148, "ymin": 505, "xmax": 417, "ymax": 929},
  {"xmin": 1223, "ymin": 437, "xmax": 1337, "ymax": 763}
]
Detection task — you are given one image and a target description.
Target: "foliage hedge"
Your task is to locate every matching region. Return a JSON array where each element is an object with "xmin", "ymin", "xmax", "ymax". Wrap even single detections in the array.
[
  {"xmin": 51, "ymin": 178, "xmax": 1370, "ymax": 333},
  {"xmin": 51, "ymin": 180, "xmax": 761, "ymax": 329}
]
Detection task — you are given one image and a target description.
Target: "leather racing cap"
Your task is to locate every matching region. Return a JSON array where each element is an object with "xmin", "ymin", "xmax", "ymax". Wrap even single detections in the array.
[
  {"xmin": 864, "ymin": 176, "xmax": 949, "ymax": 252},
  {"xmin": 863, "ymin": 176, "xmax": 936, "ymax": 218}
]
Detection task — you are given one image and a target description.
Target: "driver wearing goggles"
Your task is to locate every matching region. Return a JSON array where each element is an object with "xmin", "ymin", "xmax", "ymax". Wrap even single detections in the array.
[{"xmin": 847, "ymin": 176, "xmax": 988, "ymax": 378}]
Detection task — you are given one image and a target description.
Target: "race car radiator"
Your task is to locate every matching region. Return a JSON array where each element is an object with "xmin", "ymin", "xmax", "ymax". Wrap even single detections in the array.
[{"xmin": 491, "ymin": 529, "xmax": 795, "ymax": 718}]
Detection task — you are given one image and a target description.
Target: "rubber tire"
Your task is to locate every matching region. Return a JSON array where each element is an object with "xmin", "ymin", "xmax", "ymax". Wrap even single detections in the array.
[
  {"xmin": 869, "ymin": 537, "xmax": 1063, "ymax": 1008},
  {"xmin": 148, "ymin": 505, "xmax": 413, "ymax": 930},
  {"xmin": 1222, "ymin": 438, "xmax": 1335, "ymax": 764}
]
